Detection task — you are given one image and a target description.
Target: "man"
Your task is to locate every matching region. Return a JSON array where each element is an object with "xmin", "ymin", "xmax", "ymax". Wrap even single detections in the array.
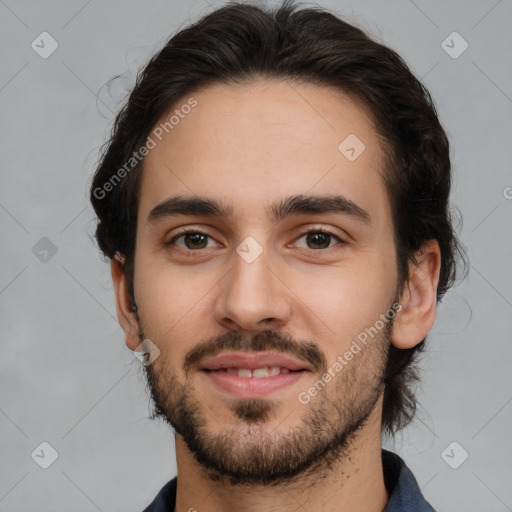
[{"xmin": 90, "ymin": 1, "xmax": 464, "ymax": 510}]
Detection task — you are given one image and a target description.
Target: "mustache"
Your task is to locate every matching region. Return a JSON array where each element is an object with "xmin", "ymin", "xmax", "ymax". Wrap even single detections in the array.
[{"xmin": 183, "ymin": 329, "xmax": 327, "ymax": 374}]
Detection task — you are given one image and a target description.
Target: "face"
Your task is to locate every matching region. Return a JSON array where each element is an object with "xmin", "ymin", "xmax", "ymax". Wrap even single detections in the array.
[{"xmin": 130, "ymin": 79, "xmax": 401, "ymax": 484}]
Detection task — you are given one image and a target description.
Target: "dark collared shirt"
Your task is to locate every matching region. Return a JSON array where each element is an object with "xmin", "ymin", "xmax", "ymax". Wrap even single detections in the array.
[{"xmin": 143, "ymin": 449, "xmax": 436, "ymax": 511}]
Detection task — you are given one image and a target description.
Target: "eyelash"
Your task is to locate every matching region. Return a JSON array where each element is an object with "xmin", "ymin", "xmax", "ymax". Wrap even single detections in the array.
[{"xmin": 165, "ymin": 228, "xmax": 345, "ymax": 253}]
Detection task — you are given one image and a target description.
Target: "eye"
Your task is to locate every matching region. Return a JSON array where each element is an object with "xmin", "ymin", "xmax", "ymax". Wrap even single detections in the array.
[
  {"xmin": 165, "ymin": 228, "xmax": 345, "ymax": 253},
  {"xmin": 166, "ymin": 230, "xmax": 218, "ymax": 250},
  {"xmin": 294, "ymin": 230, "xmax": 345, "ymax": 250}
]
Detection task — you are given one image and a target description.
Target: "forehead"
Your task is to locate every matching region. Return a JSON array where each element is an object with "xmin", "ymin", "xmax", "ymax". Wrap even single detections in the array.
[{"xmin": 138, "ymin": 79, "xmax": 390, "ymax": 229}]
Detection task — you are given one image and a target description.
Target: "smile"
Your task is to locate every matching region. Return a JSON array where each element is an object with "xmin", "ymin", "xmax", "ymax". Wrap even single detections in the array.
[
  {"xmin": 198, "ymin": 351, "xmax": 311, "ymax": 397},
  {"xmin": 218, "ymin": 366, "xmax": 291, "ymax": 378}
]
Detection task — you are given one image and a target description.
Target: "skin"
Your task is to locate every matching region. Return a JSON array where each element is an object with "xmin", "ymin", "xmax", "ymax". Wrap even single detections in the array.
[{"xmin": 111, "ymin": 79, "xmax": 441, "ymax": 512}]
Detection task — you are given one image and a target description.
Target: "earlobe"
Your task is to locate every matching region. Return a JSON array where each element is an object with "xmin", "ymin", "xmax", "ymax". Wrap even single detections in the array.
[
  {"xmin": 391, "ymin": 240, "xmax": 441, "ymax": 349},
  {"xmin": 111, "ymin": 253, "xmax": 141, "ymax": 351}
]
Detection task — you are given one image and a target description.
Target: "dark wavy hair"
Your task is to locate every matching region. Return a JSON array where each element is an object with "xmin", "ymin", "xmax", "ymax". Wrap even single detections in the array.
[{"xmin": 89, "ymin": 0, "xmax": 466, "ymax": 436}]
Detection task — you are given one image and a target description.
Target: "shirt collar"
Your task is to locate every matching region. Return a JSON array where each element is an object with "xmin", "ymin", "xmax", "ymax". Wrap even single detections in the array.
[{"xmin": 382, "ymin": 449, "xmax": 436, "ymax": 511}]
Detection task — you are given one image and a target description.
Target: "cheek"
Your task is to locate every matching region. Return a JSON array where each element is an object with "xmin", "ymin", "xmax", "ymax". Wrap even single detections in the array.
[
  {"xmin": 287, "ymin": 262, "xmax": 395, "ymax": 355},
  {"xmin": 133, "ymin": 254, "xmax": 218, "ymax": 355},
  {"xmin": 135, "ymin": 247, "xmax": 209, "ymax": 308}
]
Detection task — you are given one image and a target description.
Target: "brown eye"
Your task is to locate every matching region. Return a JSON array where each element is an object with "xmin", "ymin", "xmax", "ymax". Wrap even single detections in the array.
[
  {"xmin": 183, "ymin": 232, "xmax": 208, "ymax": 249},
  {"xmin": 295, "ymin": 230, "xmax": 344, "ymax": 250},
  {"xmin": 306, "ymin": 232, "xmax": 330, "ymax": 249},
  {"xmin": 167, "ymin": 231, "xmax": 215, "ymax": 250}
]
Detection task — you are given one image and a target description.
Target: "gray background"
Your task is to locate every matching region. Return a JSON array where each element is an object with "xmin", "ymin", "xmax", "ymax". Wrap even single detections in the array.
[{"xmin": 1, "ymin": 0, "xmax": 511, "ymax": 510}]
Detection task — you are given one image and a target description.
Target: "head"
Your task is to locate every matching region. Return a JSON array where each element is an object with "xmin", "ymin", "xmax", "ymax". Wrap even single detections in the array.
[{"xmin": 90, "ymin": 0, "xmax": 465, "ymax": 484}]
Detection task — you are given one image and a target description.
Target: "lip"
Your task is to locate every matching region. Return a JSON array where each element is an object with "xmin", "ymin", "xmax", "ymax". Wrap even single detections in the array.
[
  {"xmin": 199, "ymin": 351, "xmax": 311, "ymax": 398},
  {"xmin": 203, "ymin": 369, "xmax": 306, "ymax": 397},
  {"xmin": 199, "ymin": 351, "xmax": 312, "ymax": 372}
]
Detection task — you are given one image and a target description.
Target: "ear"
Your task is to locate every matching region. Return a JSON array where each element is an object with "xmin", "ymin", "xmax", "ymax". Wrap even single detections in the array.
[
  {"xmin": 111, "ymin": 253, "xmax": 141, "ymax": 351},
  {"xmin": 392, "ymin": 240, "xmax": 441, "ymax": 349}
]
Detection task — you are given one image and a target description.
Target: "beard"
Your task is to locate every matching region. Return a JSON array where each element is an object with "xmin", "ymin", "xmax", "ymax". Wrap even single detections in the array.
[{"xmin": 137, "ymin": 310, "xmax": 393, "ymax": 486}]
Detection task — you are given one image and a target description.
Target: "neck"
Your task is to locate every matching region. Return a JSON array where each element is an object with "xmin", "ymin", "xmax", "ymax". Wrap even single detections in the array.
[{"xmin": 174, "ymin": 398, "xmax": 388, "ymax": 512}]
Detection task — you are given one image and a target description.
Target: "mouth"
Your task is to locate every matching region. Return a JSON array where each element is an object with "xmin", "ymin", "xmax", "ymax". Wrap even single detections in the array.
[
  {"xmin": 209, "ymin": 366, "xmax": 295, "ymax": 377},
  {"xmin": 199, "ymin": 351, "xmax": 311, "ymax": 397}
]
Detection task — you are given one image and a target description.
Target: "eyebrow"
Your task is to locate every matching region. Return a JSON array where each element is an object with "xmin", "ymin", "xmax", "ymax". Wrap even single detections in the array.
[{"xmin": 147, "ymin": 193, "xmax": 371, "ymax": 225}]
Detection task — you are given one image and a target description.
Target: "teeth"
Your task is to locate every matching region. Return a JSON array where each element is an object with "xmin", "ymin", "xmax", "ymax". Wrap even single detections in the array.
[
  {"xmin": 252, "ymin": 367, "xmax": 269, "ymax": 378},
  {"xmin": 268, "ymin": 366, "xmax": 281, "ymax": 376},
  {"xmin": 224, "ymin": 366, "xmax": 292, "ymax": 378}
]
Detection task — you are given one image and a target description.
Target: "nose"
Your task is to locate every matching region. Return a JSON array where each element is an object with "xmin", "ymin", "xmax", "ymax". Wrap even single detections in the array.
[{"xmin": 214, "ymin": 247, "xmax": 292, "ymax": 333}]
